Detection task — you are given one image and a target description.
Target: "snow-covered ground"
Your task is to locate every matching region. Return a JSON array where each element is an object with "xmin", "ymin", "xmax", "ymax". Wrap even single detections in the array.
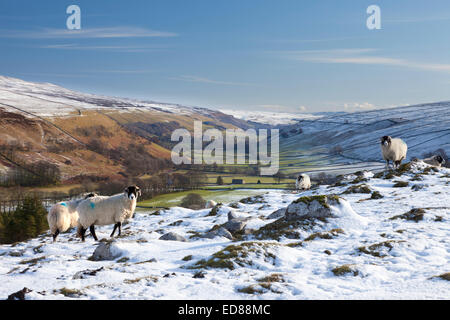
[
  {"xmin": 1, "ymin": 162, "xmax": 448, "ymax": 300},
  {"xmin": 219, "ymin": 109, "xmax": 322, "ymax": 125}
]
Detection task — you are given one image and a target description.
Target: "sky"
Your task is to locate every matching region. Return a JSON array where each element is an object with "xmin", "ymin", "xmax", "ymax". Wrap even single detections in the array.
[{"xmin": 1, "ymin": 0, "xmax": 450, "ymax": 113}]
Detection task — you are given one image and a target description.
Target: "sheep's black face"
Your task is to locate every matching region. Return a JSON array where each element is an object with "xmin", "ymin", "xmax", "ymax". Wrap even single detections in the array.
[
  {"xmin": 435, "ymin": 155, "xmax": 444, "ymax": 164},
  {"xmin": 297, "ymin": 175, "xmax": 304, "ymax": 182},
  {"xmin": 84, "ymin": 193, "xmax": 97, "ymax": 199},
  {"xmin": 124, "ymin": 186, "xmax": 141, "ymax": 200},
  {"xmin": 380, "ymin": 136, "xmax": 391, "ymax": 147}
]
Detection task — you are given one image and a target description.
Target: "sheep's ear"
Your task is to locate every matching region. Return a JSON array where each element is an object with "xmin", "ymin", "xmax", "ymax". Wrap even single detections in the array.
[{"xmin": 124, "ymin": 187, "xmax": 129, "ymax": 194}]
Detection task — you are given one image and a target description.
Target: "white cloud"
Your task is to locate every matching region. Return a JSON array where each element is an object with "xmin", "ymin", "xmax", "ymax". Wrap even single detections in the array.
[
  {"xmin": 341, "ymin": 102, "xmax": 377, "ymax": 112},
  {"xmin": 1, "ymin": 26, "xmax": 178, "ymax": 39},
  {"xmin": 283, "ymin": 48, "xmax": 450, "ymax": 73},
  {"xmin": 169, "ymin": 75, "xmax": 254, "ymax": 87},
  {"xmin": 40, "ymin": 43, "xmax": 167, "ymax": 52},
  {"xmin": 258, "ymin": 104, "xmax": 308, "ymax": 113}
]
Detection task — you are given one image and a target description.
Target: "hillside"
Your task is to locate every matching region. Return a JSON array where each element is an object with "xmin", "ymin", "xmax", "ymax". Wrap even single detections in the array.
[
  {"xmin": 276, "ymin": 102, "xmax": 450, "ymax": 175},
  {"xmin": 0, "ymin": 161, "xmax": 448, "ymax": 299},
  {"xmin": 0, "ymin": 76, "xmax": 253, "ymax": 182}
]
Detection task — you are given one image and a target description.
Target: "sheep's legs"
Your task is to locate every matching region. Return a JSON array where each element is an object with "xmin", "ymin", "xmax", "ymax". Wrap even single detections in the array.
[
  {"xmin": 385, "ymin": 160, "xmax": 390, "ymax": 170},
  {"xmin": 117, "ymin": 222, "xmax": 122, "ymax": 236},
  {"xmin": 52, "ymin": 229, "xmax": 59, "ymax": 242},
  {"xmin": 394, "ymin": 160, "xmax": 401, "ymax": 169},
  {"xmin": 79, "ymin": 227, "xmax": 87, "ymax": 242},
  {"xmin": 90, "ymin": 225, "xmax": 98, "ymax": 241},
  {"xmin": 110, "ymin": 223, "xmax": 117, "ymax": 237},
  {"xmin": 110, "ymin": 222, "xmax": 122, "ymax": 237}
]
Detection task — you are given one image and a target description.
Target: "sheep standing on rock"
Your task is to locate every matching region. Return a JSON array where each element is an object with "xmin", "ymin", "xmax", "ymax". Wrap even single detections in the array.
[
  {"xmin": 295, "ymin": 173, "xmax": 311, "ymax": 191},
  {"xmin": 423, "ymin": 155, "xmax": 445, "ymax": 167},
  {"xmin": 47, "ymin": 193, "xmax": 96, "ymax": 242},
  {"xmin": 77, "ymin": 186, "xmax": 141, "ymax": 241},
  {"xmin": 380, "ymin": 136, "xmax": 408, "ymax": 169}
]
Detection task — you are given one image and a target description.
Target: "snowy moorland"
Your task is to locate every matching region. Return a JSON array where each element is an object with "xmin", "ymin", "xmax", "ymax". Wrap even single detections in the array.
[
  {"xmin": 0, "ymin": 161, "xmax": 449, "ymax": 300},
  {"xmin": 219, "ymin": 109, "xmax": 322, "ymax": 125},
  {"xmin": 0, "ymin": 75, "xmax": 221, "ymax": 118},
  {"xmin": 281, "ymin": 101, "xmax": 450, "ymax": 162}
]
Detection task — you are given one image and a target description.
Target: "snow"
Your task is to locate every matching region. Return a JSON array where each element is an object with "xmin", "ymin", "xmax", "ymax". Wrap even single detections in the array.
[
  {"xmin": 0, "ymin": 163, "xmax": 449, "ymax": 299},
  {"xmin": 283, "ymin": 101, "xmax": 450, "ymax": 161},
  {"xmin": 219, "ymin": 109, "xmax": 322, "ymax": 125},
  {"xmin": 0, "ymin": 75, "xmax": 207, "ymax": 118}
]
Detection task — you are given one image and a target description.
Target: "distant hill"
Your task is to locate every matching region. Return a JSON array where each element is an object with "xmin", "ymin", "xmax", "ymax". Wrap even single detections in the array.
[
  {"xmin": 0, "ymin": 75, "xmax": 254, "ymax": 182},
  {"xmin": 278, "ymin": 102, "xmax": 450, "ymax": 175}
]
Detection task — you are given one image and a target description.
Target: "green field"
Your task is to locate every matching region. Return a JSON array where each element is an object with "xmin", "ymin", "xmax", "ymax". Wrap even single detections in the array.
[{"xmin": 137, "ymin": 189, "xmax": 269, "ymax": 209}]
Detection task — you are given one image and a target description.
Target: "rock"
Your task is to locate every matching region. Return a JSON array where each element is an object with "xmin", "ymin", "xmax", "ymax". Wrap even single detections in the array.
[
  {"xmin": 9, "ymin": 250, "xmax": 25, "ymax": 257},
  {"xmin": 229, "ymin": 202, "xmax": 240, "ymax": 209},
  {"xmin": 285, "ymin": 195, "xmax": 341, "ymax": 220},
  {"xmin": 223, "ymin": 219, "xmax": 247, "ymax": 233},
  {"xmin": 7, "ymin": 287, "xmax": 32, "ymax": 300},
  {"xmin": 239, "ymin": 195, "xmax": 265, "ymax": 204},
  {"xmin": 193, "ymin": 271, "xmax": 206, "ymax": 278},
  {"xmin": 267, "ymin": 208, "xmax": 286, "ymax": 219},
  {"xmin": 411, "ymin": 184, "xmax": 427, "ymax": 191},
  {"xmin": 72, "ymin": 267, "xmax": 104, "ymax": 279},
  {"xmin": 163, "ymin": 272, "xmax": 176, "ymax": 278},
  {"xmin": 203, "ymin": 227, "xmax": 233, "ymax": 240},
  {"xmin": 343, "ymin": 184, "xmax": 372, "ymax": 194},
  {"xmin": 227, "ymin": 210, "xmax": 239, "ymax": 221},
  {"xmin": 159, "ymin": 232, "xmax": 188, "ymax": 242},
  {"xmin": 207, "ymin": 204, "xmax": 223, "ymax": 216},
  {"xmin": 90, "ymin": 240, "xmax": 123, "ymax": 261}
]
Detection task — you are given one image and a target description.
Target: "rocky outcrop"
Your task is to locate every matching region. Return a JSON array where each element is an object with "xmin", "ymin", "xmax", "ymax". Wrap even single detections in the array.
[
  {"xmin": 285, "ymin": 195, "xmax": 341, "ymax": 220},
  {"xmin": 90, "ymin": 240, "xmax": 123, "ymax": 261},
  {"xmin": 159, "ymin": 232, "xmax": 189, "ymax": 242}
]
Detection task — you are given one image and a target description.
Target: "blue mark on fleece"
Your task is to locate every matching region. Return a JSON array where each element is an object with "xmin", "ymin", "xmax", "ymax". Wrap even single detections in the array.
[
  {"xmin": 60, "ymin": 202, "xmax": 67, "ymax": 207},
  {"xmin": 90, "ymin": 202, "xmax": 96, "ymax": 209}
]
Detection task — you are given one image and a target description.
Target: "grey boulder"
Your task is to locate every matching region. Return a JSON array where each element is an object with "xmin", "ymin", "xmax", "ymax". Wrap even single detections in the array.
[{"xmin": 159, "ymin": 232, "xmax": 189, "ymax": 242}]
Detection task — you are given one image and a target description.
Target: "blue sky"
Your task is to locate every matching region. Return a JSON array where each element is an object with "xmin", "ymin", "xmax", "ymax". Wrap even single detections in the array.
[{"xmin": 1, "ymin": 0, "xmax": 450, "ymax": 112}]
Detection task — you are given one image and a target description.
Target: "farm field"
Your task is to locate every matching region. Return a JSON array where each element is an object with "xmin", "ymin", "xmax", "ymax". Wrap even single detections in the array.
[{"xmin": 137, "ymin": 189, "xmax": 268, "ymax": 209}]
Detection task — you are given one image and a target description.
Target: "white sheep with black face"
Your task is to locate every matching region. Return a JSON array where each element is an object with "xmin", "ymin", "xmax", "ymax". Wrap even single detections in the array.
[
  {"xmin": 76, "ymin": 186, "xmax": 141, "ymax": 241},
  {"xmin": 47, "ymin": 193, "xmax": 97, "ymax": 242},
  {"xmin": 296, "ymin": 173, "xmax": 311, "ymax": 191},
  {"xmin": 380, "ymin": 136, "xmax": 408, "ymax": 169},
  {"xmin": 423, "ymin": 155, "xmax": 445, "ymax": 167}
]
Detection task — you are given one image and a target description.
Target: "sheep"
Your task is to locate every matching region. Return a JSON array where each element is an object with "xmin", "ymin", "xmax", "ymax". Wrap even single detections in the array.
[
  {"xmin": 47, "ymin": 193, "xmax": 97, "ymax": 242},
  {"xmin": 423, "ymin": 155, "xmax": 445, "ymax": 167},
  {"xmin": 295, "ymin": 173, "xmax": 311, "ymax": 191},
  {"xmin": 380, "ymin": 136, "xmax": 408, "ymax": 169},
  {"xmin": 76, "ymin": 186, "xmax": 141, "ymax": 241},
  {"xmin": 205, "ymin": 200, "xmax": 217, "ymax": 209}
]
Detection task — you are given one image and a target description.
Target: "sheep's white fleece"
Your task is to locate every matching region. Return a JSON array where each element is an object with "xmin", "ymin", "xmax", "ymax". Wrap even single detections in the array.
[
  {"xmin": 47, "ymin": 199, "xmax": 84, "ymax": 234},
  {"xmin": 296, "ymin": 174, "xmax": 311, "ymax": 190},
  {"xmin": 205, "ymin": 200, "xmax": 217, "ymax": 209},
  {"xmin": 77, "ymin": 193, "xmax": 136, "ymax": 228},
  {"xmin": 381, "ymin": 138, "xmax": 407, "ymax": 163}
]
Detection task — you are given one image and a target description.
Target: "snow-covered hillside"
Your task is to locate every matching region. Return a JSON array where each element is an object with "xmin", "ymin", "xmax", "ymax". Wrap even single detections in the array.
[
  {"xmin": 1, "ymin": 161, "xmax": 448, "ymax": 299},
  {"xmin": 283, "ymin": 102, "xmax": 450, "ymax": 162},
  {"xmin": 219, "ymin": 109, "xmax": 322, "ymax": 125},
  {"xmin": 0, "ymin": 75, "xmax": 222, "ymax": 118}
]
